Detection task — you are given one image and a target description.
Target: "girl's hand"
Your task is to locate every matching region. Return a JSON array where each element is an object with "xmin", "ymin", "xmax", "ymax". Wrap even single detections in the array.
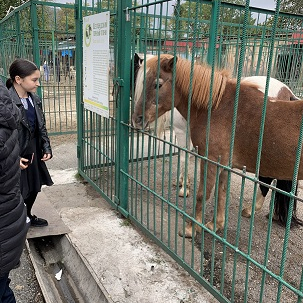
[
  {"xmin": 20, "ymin": 157, "xmax": 29, "ymax": 170},
  {"xmin": 41, "ymin": 153, "xmax": 51, "ymax": 161}
]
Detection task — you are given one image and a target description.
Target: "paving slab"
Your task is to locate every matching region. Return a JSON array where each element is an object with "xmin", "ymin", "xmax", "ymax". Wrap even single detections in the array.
[{"xmin": 27, "ymin": 191, "xmax": 70, "ymax": 239}]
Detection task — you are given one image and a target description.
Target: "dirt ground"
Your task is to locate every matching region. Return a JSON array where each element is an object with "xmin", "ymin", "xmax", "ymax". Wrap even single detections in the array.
[{"xmin": 125, "ymin": 150, "xmax": 303, "ymax": 303}]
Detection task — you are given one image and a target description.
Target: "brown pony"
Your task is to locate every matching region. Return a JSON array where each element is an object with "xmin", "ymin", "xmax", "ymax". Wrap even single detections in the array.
[{"xmin": 132, "ymin": 54, "xmax": 303, "ymax": 237}]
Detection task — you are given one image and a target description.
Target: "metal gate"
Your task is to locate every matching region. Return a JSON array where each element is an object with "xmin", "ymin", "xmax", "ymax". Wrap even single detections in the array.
[
  {"xmin": 0, "ymin": 0, "xmax": 77, "ymax": 135},
  {"xmin": 1, "ymin": 0, "xmax": 303, "ymax": 302},
  {"xmin": 76, "ymin": 1, "xmax": 303, "ymax": 302}
]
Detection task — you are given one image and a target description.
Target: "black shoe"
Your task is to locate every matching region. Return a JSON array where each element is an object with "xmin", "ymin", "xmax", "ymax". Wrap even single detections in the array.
[{"xmin": 30, "ymin": 215, "xmax": 48, "ymax": 227}]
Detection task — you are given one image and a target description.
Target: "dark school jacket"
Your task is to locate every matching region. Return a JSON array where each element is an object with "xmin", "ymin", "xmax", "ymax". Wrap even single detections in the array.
[{"xmin": 8, "ymin": 87, "xmax": 52, "ymax": 158}]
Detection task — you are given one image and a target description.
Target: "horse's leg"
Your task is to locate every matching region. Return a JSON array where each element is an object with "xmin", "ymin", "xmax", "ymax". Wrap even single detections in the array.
[
  {"xmin": 204, "ymin": 169, "xmax": 228, "ymax": 232},
  {"xmin": 179, "ymin": 161, "xmax": 217, "ymax": 238},
  {"xmin": 241, "ymin": 176, "xmax": 272, "ymax": 218},
  {"xmin": 177, "ymin": 149, "xmax": 188, "ymax": 196},
  {"xmin": 174, "ymin": 120, "xmax": 191, "ymax": 197},
  {"xmin": 273, "ymin": 180, "xmax": 302, "ymax": 226}
]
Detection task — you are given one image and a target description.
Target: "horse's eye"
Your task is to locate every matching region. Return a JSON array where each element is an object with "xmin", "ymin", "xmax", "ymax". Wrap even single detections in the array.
[{"xmin": 154, "ymin": 82, "xmax": 162, "ymax": 89}]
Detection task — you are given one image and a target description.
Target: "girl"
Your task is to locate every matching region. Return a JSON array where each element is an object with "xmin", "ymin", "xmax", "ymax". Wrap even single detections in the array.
[{"xmin": 6, "ymin": 58, "xmax": 53, "ymax": 227}]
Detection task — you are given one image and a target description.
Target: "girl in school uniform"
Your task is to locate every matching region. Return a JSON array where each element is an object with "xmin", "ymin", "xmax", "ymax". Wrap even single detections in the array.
[{"xmin": 6, "ymin": 58, "xmax": 53, "ymax": 227}]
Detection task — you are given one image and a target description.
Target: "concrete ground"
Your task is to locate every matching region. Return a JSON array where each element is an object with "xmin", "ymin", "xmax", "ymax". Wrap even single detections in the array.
[{"xmin": 11, "ymin": 133, "xmax": 303, "ymax": 303}]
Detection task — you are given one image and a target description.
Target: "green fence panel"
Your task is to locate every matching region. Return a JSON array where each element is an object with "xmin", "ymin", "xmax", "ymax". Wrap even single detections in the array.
[
  {"xmin": 2, "ymin": 0, "xmax": 303, "ymax": 302},
  {"xmin": 75, "ymin": 0, "xmax": 303, "ymax": 302},
  {"xmin": 0, "ymin": 0, "xmax": 77, "ymax": 135},
  {"xmin": 122, "ymin": 1, "xmax": 303, "ymax": 302}
]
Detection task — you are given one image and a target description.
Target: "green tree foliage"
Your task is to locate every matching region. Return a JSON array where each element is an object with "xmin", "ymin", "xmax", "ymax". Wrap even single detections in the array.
[
  {"xmin": 56, "ymin": 5, "xmax": 75, "ymax": 34},
  {"xmin": 279, "ymin": 0, "xmax": 303, "ymax": 15},
  {"xmin": 168, "ymin": 0, "xmax": 255, "ymax": 40},
  {"xmin": 263, "ymin": 0, "xmax": 303, "ymax": 31},
  {"xmin": 0, "ymin": 0, "xmax": 25, "ymax": 20},
  {"xmin": 100, "ymin": 0, "xmax": 116, "ymax": 11}
]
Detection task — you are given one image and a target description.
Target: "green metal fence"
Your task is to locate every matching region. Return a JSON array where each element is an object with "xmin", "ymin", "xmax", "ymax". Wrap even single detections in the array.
[
  {"xmin": 0, "ymin": 0, "xmax": 77, "ymax": 135},
  {"xmin": 76, "ymin": 1, "xmax": 303, "ymax": 302},
  {"xmin": 1, "ymin": 0, "xmax": 303, "ymax": 302}
]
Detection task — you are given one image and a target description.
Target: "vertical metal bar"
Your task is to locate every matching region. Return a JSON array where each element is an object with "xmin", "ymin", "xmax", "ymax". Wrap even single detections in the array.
[
  {"xmin": 15, "ymin": 11, "xmax": 22, "ymax": 58},
  {"xmin": 255, "ymin": 25, "xmax": 266, "ymax": 76},
  {"xmin": 231, "ymin": 167, "xmax": 247, "ymax": 302},
  {"xmin": 277, "ymin": 106, "xmax": 303, "ymax": 302},
  {"xmin": 75, "ymin": 0, "xmax": 83, "ymax": 172},
  {"xmin": 259, "ymin": 180, "xmax": 277, "ymax": 302},
  {"xmin": 207, "ymin": 0, "xmax": 220, "ymax": 66},
  {"xmin": 30, "ymin": 1, "xmax": 41, "ymax": 97},
  {"xmin": 223, "ymin": 1, "xmax": 251, "ymax": 298},
  {"xmin": 297, "ymin": 268, "xmax": 303, "ymax": 303},
  {"xmin": 115, "ymin": 0, "xmax": 132, "ymax": 214},
  {"xmin": 210, "ymin": 157, "xmax": 221, "ymax": 285}
]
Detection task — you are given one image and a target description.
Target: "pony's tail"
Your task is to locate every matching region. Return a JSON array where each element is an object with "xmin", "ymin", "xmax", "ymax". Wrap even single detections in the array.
[{"xmin": 274, "ymin": 180, "xmax": 303, "ymax": 227}]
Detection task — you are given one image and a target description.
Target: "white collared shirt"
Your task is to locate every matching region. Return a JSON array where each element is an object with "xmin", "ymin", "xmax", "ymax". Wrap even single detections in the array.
[{"xmin": 20, "ymin": 96, "xmax": 34, "ymax": 110}]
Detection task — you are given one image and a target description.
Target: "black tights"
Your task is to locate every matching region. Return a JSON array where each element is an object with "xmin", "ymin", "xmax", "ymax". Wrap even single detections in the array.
[{"xmin": 24, "ymin": 192, "xmax": 38, "ymax": 218}]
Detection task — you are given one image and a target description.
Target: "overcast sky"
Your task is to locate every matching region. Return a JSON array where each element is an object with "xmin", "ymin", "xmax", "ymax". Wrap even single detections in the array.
[{"xmin": 53, "ymin": 0, "xmax": 276, "ymax": 10}]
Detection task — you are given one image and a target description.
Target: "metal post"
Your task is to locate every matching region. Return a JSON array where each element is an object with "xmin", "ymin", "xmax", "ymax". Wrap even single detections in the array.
[
  {"xmin": 207, "ymin": 0, "xmax": 220, "ymax": 65},
  {"xmin": 75, "ymin": 0, "xmax": 83, "ymax": 171},
  {"xmin": 115, "ymin": 0, "xmax": 132, "ymax": 216},
  {"xmin": 30, "ymin": 1, "xmax": 42, "ymax": 97}
]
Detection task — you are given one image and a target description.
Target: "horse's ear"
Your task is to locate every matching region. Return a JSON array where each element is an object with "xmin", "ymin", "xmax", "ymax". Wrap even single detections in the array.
[
  {"xmin": 134, "ymin": 53, "xmax": 144, "ymax": 67},
  {"xmin": 162, "ymin": 56, "xmax": 177, "ymax": 73},
  {"xmin": 134, "ymin": 53, "xmax": 140, "ymax": 64}
]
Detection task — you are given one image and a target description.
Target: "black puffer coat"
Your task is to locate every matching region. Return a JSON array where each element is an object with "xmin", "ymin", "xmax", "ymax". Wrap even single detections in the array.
[{"xmin": 0, "ymin": 80, "xmax": 29, "ymax": 277}]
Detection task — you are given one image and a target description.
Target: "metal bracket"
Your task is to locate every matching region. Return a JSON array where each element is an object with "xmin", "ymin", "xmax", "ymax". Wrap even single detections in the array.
[
  {"xmin": 113, "ymin": 78, "xmax": 124, "ymax": 107},
  {"xmin": 125, "ymin": 7, "xmax": 130, "ymax": 22}
]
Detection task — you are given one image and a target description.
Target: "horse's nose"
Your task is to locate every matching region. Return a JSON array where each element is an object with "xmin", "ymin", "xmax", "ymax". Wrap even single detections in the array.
[{"xmin": 132, "ymin": 115, "xmax": 143, "ymax": 129}]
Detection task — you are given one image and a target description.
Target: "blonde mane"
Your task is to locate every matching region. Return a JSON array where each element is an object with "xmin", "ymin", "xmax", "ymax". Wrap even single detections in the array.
[{"xmin": 175, "ymin": 58, "xmax": 231, "ymax": 109}]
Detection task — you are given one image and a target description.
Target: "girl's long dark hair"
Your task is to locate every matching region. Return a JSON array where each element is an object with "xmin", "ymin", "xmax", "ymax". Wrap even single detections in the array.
[{"xmin": 6, "ymin": 58, "xmax": 38, "ymax": 89}]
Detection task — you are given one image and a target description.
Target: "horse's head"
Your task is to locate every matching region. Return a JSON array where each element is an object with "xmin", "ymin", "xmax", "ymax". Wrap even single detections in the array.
[
  {"xmin": 132, "ymin": 54, "xmax": 178, "ymax": 130},
  {"xmin": 130, "ymin": 53, "xmax": 156, "ymax": 98}
]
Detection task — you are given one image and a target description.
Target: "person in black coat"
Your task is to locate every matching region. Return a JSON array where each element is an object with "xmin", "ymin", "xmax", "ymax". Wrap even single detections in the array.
[
  {"xmin": 6, "ymin": 58, "xmax": 53, "ymax": 227},
  {"xmin": 0, "ymin": 79, "xmax": 29, "ymax": 303}
]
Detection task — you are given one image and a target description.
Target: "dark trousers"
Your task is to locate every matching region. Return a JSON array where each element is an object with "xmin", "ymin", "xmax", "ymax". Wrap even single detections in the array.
[
  {"xmin": 0, "ymin": 274, "xmax": 16, "ymax": 303},
  {"xmin": 24, "ymin": 192, "xmax": 38, "ymax": 217}
]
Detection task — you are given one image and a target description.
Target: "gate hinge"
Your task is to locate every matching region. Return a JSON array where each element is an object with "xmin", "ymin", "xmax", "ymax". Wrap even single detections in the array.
[
  {"xmin": 114, "ymin": 195, "xmax": 120, "ymax": 205},
  {"xmin": 113, "ymin": 78, "xmax": 124, "ymax": 107},
  {"xmin": 113, "ymin": 77, "xmax": 124, "ymax": 87},
  {"xmin": 125, "ymin": 7, "xmax": 130, "ymax": 22}
]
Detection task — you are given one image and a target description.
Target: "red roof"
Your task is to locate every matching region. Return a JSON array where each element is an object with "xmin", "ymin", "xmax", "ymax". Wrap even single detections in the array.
[
  {"xmin": 163, "ymin": 40, "xmax": 219, "ymax": 49},
  {"xmin": 290, "ymin": 32, "xmax": 303, "ymax": 44}
]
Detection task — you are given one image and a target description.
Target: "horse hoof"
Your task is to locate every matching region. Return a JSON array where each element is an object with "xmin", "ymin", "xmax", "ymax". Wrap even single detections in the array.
[
  {"xmin": 178, "ymin": 189, "xmax": 189, "ymax": 197},
  {"xmin": 242, "ymin": 207, "xmax": 252, "ymax": 218},
  {"xmin": 178, "ymin": 189, "xmax": 185, "ymax": 197},
  {"xmin": 178, "ymin": 225, "xmax": 196, "ymax": 238},
  {"xmin": 205, "ymin": 221, "xmax": 223, "ymax": 232},
  {"xmin": 266, "ymin": 212, "xmax": 279, "ymax": 221},
  {"xmin": 205, "ymin": 221, "xmax": 215, "ymax": 231}
]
